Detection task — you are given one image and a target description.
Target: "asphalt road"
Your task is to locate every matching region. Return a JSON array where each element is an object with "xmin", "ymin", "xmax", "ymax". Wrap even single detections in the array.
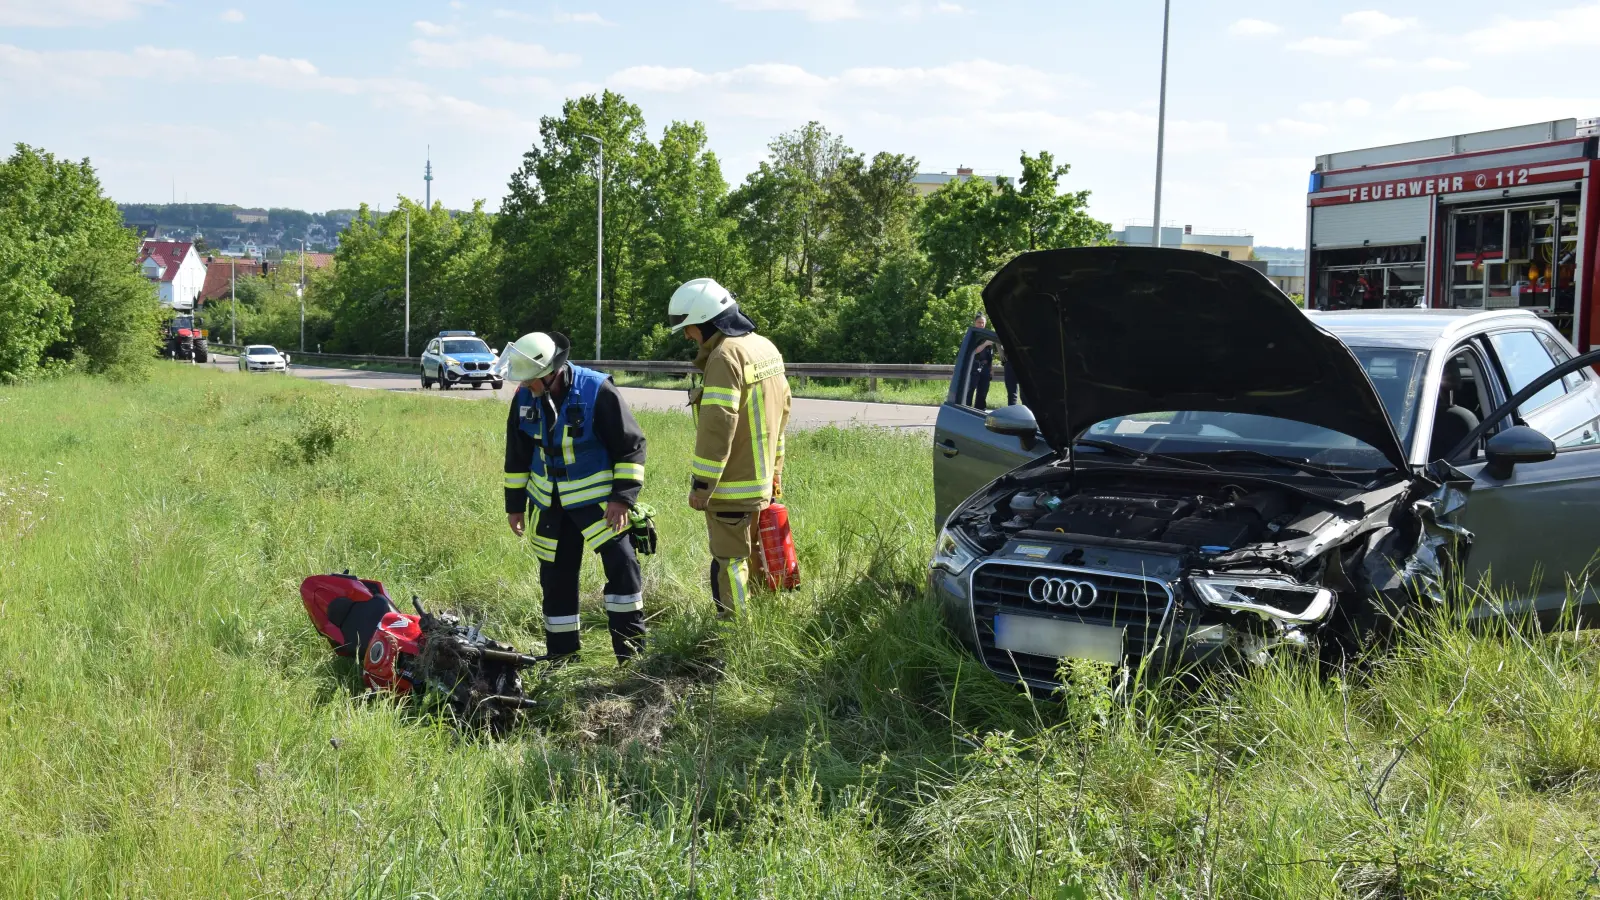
[{"xmin": 208, "ymin": 356, "xmax": 940, "ymax": 431}]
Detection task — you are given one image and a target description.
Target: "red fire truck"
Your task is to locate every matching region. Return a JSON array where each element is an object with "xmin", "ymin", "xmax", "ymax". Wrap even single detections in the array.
[{"xmin": 1307, "ymin": 117, "xmax": 1600, "ymax": 350}]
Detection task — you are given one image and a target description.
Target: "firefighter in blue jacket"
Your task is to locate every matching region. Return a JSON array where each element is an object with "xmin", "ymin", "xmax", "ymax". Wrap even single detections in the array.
[{"xmin": 502, "ymin": 331, "xmax": 647, "ymax": 663}]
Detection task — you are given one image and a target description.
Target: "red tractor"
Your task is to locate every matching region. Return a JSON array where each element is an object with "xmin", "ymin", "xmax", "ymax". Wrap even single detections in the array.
[{"xmin": 161, "ymin": 314, "xmax": 210, "ymax": 362}]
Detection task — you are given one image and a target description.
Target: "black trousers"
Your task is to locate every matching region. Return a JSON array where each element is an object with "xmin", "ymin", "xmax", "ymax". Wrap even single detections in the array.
[
  {"xmin": 533, "ymin": 495, "xmax": 645, "ymax": 662},
  {"xmin": 967, "ymin": 367, "xmax": 992, "ymax": 409},
  {"xmin": 1003, "ymin": 365, "xmax": 1022, "ymax": 407}
]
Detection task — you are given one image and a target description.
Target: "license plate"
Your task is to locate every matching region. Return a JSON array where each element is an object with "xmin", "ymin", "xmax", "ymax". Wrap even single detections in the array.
[{"xmin": 992, "ymin": 614, "xmax": 1124, "ymax": 664}]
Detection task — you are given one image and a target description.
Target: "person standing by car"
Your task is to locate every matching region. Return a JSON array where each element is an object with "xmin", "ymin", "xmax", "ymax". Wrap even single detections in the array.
[
  {"xmin": 967, "ymin": 313, "xmax": 995, "ymax": 409},
  {"xmin": 502, "ymin": 331, "xmax": 647, "ymax": 664},
  {"xmin": 999, "ymin": 343, "xmax": 1024, "ymax": 408},
  {"xmin": 668, "ymin": 278, "xmax": 792, "ymax": 618}
]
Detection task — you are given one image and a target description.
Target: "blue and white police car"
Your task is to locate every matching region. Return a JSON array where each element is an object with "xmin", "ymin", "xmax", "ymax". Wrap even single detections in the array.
[{"xmin": 420, "ymin": 331, "xmax": 502, "ymax": 391}]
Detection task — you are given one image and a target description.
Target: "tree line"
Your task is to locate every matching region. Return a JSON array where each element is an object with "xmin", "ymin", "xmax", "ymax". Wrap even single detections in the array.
[
  {"xmin": 0, "ymin": 144, "xmax": 162, "ymax": 383},
  {"xmin": 283, "ymin": 90, "xmax": 1107, "ymax": 364}
]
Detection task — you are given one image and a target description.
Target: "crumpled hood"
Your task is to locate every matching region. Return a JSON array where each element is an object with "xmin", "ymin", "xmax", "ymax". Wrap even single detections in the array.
[{"xmin": 982, "ymin": 247, "xmax": 1409, "ymax": 470}]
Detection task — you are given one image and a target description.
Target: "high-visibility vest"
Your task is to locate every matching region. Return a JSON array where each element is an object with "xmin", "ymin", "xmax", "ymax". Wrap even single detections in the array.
[{"xmin": 514, "ymin": 364, "xmax": 615, "ymax": 509}]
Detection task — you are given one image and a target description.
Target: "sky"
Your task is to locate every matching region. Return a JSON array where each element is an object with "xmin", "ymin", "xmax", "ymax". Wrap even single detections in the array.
[{"xmin": 2, "ymin": 0, "xmax": 1598, "ymax": 247}]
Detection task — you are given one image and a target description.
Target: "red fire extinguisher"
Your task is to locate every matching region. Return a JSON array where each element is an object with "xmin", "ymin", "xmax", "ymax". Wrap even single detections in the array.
[{"xmin": 757, "ymin": 502, "xmax": 801, "ymax": 591}]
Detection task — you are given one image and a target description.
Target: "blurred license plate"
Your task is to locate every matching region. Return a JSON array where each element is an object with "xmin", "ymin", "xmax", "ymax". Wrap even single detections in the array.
[{"xmin": 992, "ymin": 614, "xmax": 1124, "ymax": 664}]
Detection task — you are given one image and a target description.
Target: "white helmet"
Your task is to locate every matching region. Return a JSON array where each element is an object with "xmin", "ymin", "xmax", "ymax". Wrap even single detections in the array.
[
  {"xmin": 668, "ymin": 278, "xmax": 735, "ymax": 333},
  {"xmin": 499, "ymin": 331, "xmax": 568, "ymax": 382}
]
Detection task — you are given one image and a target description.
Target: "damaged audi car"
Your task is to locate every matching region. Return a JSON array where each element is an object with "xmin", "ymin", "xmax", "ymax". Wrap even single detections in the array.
[{"xmin": 930, "ymin": 247, "xmax": 1600, "ymax": 689}]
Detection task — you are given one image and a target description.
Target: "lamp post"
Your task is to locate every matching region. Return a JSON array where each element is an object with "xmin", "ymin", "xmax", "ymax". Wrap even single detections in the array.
[
  {"xmin": 297, "ymin": 238, "xmax": 307, "ymax": 351},
  {"xmin": 404, "ymin": 207, "xmax": 411, "ymax": 358},
  {"xmin": 579, "ymin": 133, "xmax": 604, "ymax": 360},
  {"xmin": 229, "ymin": 258, "xmax": 236, "ymax": 345},
  {"xmin": 1151, "ymin": 0, "xmax": 1171, "ymax": 248}
]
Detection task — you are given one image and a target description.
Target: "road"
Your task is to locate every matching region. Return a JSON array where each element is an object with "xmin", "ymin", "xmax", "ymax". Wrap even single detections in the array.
[{"xmin": 208, "ymin": 356, "xmax": 940, "ymax": 431}]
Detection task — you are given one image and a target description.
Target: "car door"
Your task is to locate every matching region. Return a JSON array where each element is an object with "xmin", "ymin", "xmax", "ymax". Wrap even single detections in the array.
[
  {"xmin": 1452, "ymin": 331, "xmax": 1600, "ymax": 620},
  {"xmin": 425, "ymin": 340, "xmax": 440, "ymax": 376},
  {"xmin": 932, "ymin": 326, "xmax": 1047, "ymax": 528}
]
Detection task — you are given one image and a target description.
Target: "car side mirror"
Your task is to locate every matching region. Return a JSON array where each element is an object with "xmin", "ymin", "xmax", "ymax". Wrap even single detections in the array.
[
  {"xmin": 282, "ymin": 354, "xmax": 291, "ymax": 364},
  {"xmin": 1483, "ymin": 425, "xmax": 1555, "ymax": 479},
  {"xmin": 985, "ymin": 404, "xmax": 1039, "ymax": 451}
]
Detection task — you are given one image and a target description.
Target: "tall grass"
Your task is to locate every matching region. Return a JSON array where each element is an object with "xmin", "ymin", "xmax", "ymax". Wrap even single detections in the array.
[{"xmin": 2, "ymin": 366, "xmax": 1599, "ymax": 898}]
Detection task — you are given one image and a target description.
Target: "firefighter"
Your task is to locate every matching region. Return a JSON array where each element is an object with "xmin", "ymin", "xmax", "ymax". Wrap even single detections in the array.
[
  {"xmin": 502, "ymin": 331, "xmax": 647, "ymax": 663},
  {"xmin": 669, "ymin": 278, "xmax": 792, "ymax": 617}
]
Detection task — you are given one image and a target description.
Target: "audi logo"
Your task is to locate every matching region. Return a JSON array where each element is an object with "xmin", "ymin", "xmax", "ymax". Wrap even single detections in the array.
[{"xmin": 1028, "ymin": 576, "xmax": 1099, "ymax": 609}]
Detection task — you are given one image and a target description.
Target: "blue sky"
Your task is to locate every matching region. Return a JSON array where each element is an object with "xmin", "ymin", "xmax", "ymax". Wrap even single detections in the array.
[{"xmin": 2, "ymin": 0, "xmax": 1598, "ymax": 246}]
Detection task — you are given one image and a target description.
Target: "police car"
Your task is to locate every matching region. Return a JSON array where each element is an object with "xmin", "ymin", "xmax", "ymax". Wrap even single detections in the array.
[{"xmin": 420, "ymin": 331, "xmax": 502, "ymax": 390}]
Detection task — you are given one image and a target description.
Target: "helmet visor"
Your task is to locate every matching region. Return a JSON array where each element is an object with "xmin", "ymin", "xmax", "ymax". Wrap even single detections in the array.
[
  {"xmin": 668, "ymin": 313, "xmax": 689, "ymax": 333},
  {"xmin": 501, "ymin": 342, "xmax": 553, "ymax": 382}
]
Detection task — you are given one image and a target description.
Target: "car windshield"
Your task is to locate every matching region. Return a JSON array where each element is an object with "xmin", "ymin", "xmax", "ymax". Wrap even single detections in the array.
[
  {"xmin": 247, "ymin": 347, "xmax": 277, "ymax": 356},
  {"xmin": 443, "ymin": 339, "xmax": 489, "ymax": 355},
  {"xmin": 1079, "ymin": 347, "xmax": 1427, "ymax": 473}
]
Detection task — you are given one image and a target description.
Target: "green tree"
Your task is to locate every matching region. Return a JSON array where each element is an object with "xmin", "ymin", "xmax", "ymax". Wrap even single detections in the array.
[
  {"xmin": 0, "ymin": 144, "xmax": 160, "ymax": 382},
  {"xmin": 994, "ymin": 150, "xmax": 1107, "ymax": 252}
]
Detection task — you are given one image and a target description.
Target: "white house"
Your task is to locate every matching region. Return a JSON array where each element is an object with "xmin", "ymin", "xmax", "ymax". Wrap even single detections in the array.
[{"xmin": 138, "ymin": 240, "xmax": 206, "ymax": 311}]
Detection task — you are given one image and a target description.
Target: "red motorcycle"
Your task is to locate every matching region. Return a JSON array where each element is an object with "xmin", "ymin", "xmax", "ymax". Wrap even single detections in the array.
[{"xmin": 301, "ymin": 572, "xmax": 543, "ymax": 732}]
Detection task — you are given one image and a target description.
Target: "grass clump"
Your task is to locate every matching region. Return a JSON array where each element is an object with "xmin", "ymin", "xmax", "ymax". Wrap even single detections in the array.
[{"xmin": 3, "ymin": 365, "xmax": 1600, "ymax": 898}]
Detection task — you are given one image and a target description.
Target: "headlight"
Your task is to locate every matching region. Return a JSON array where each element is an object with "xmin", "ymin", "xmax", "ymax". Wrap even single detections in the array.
[
  {"xmin": 445, "ymin": 357, "xmax": 460, "ymax": 368},
  {"xmin": 1188, "ymin": 575, "xmax": 1332, "ymax": 625},
  {"xmin": 932, "ymin": 527, "xmax": 981, "ymax": 576}
]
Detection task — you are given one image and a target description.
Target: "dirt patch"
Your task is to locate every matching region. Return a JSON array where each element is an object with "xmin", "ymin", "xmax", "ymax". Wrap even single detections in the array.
[{"xmin": 572, "ymin": 674, "xmax": 698, "ymax": 753}]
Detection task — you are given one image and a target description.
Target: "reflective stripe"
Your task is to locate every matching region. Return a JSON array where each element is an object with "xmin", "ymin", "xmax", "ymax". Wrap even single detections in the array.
[
  {"xmin": 544, "ymin": 614, "xmax": 581, "ymax": 633},
  {"xmin": 562, "ymin": 484, "xmax": 613, "ymax": 508},
  {"xmin": 504, "ymin": 472, "xmax": 530, "ymax": 489},
  {"xmin": 604, "ymin": 592, "xmax": 644, "ymax": 613},
  {"xmin": 692, "ymin": 456, "xmax": 726, "ymax": 477},
  {"xmin": 776, "ymin": 433, "xmax": 786, "ymax": 458},
  {"xmin": 562, "ymin": 425, "xmax": 576, "ymax": 466},
  {"xmin": 749, "ymin": 378, "xmax": 768, "ymax": 483},
  {"xmin": 712, "ymin": 479, "xmax": 768, "ymax": 499},
  {"xmin": 702, "ymin": 386, "xmax": 739, "ymax": 410},
  {"xmin": 723, "ymin": 556, "xmax": 749, "ymax": 610},
  {"xmin": 561, "ymin": 468, "xmax": 614, "ymax": 491},
  {"xmin": 582, "ymin": 517, "xmax": 618, "ymax": 553},
  {"xmin": 614, "ymin": 461, "xmax": 645, "ymax": 481}
]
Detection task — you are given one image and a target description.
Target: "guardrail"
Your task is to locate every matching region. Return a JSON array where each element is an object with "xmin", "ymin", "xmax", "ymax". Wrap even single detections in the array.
[{"xmin": 212, "ymin": 346, "xmax": 999, "ymax": 390}]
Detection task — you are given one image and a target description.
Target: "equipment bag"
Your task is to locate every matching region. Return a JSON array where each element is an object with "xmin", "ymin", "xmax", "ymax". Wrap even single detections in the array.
[
  {"xmin": 629, "ymin": 503, "xmax": 659, "ymax": 556},
  {"xmin": 757, "ymin": 502, "xmax": 801, "ymax": 591}
]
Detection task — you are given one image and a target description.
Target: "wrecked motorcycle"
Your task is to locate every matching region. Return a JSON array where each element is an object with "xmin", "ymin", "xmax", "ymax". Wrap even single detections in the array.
[{"xmin": 301, "ymin": 571, "xmax": 544, "ymax": 732}]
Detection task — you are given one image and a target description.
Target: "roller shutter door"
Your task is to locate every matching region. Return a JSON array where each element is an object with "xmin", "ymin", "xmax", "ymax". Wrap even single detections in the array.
[{"xmin": 1311, "ymin": 196, "xmax": 1430, "ymax": 249}]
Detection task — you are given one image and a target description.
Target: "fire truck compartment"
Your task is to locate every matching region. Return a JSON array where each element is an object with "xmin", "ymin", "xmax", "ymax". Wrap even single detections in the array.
[{"xmin": 1307, "ymin": 117, "xmax": 1599, "ymax": 351}]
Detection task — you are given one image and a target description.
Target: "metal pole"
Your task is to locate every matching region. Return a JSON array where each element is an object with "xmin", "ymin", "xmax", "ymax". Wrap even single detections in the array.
[
  {"xmin": 404, "ymin": 207, "xmax": 411, "ymax": 358},
  {"xmin": 1151, "ymin": 0, "xmax": 1171, "ymax": 249},
  {"xmin": 298, "ymin": 239, "xmax": 306, "ymax": 352},
  {"xmin": 581, "ymin": 134, "xmax": 604, "ymax": 360},
  {"xmin": 230, "ymin": 259, "xmax": 236, "ymax": 345}
]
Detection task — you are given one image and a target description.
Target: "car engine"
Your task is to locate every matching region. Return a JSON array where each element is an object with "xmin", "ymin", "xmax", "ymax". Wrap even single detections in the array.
[{"xmin": 988, "ymin": 482, "xmax": 1294, "ymax": 552}]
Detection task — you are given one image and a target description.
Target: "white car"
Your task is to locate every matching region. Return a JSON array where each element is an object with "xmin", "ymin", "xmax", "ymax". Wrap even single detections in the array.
[{"xmin": 238, "ymin": 345, "xmax": 290, "ymax": 373}]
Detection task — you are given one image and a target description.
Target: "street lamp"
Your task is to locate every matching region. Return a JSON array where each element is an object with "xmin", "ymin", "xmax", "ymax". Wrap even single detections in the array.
[
  {"xmin": 297, "ymin": 238, "xmax": 307, "ymax": 351},
  {"xmin": 579, "ymin": 133, "xmax": 604, "ymax": 360},
  {"xmin": 1151, "ymin": 0, "xmax": 1171, "ymax": 248},
  {"xmin": 404, "ymin": 206, "xmax": 411, "ymax": 358}
]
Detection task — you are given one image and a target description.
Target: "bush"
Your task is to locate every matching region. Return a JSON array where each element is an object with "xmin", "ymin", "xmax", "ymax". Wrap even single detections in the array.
[{"xmin": 282, "ymin": 395, "xmax": 355, "ymax": 463}]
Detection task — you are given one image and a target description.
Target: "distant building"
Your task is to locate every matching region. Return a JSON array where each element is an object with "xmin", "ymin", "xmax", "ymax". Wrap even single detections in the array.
[
  {"xmin": 1267, "ymin": 261, "xmax": 1305, "ymax": 295},
  {"xmin": 1109, "ymin": 223, "xmax": 1256, "ymax": 261},
  {"xmin": 911, "ymin": 166, "xmax": 1001, "ymax": 197},
  {"xmin": 234, "ymin": 208, "xmax": 269, "ymax": 224},
  {"xmin": 138, "ymin": 240, "xmax": 206, "ymax": 311}
]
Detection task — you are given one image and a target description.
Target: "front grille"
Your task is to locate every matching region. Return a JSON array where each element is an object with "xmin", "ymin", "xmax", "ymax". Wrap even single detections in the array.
[
  {"xmin": 467, "ymin": 362, "xmax": 489, "ymax": 371},
  {"xmin": 970, "ymin": 560, "xmax": 1174, "ymax": 683}
]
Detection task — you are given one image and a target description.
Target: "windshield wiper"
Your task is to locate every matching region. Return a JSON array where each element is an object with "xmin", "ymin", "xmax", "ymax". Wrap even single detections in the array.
[
  {"xmin": 1200, "ymin": 449, "xmax": 1365, "ymax": 485},
  {"xmin": 1072, "ymin": 438, "xmax": 1216, "ymax": 471}
]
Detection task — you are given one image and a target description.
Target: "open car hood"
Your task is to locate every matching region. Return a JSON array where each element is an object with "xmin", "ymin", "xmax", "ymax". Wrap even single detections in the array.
[{"xmin": 982, "ymin": 247, "xmax": 1409, "ymax": 470}]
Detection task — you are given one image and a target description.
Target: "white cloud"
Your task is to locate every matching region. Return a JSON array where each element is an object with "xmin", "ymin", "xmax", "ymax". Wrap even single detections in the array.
[
  {"xmin": 1286, "ymin": 37, "xmax": 1368, "ymax": 57},
  {"xmin": 1463, "ymin": 4, "xmax": 1600, "ymax": 53},
  {"xmin": 413, "ymin": 20, "xmax": 457, "ymax": 36},
  {"xmin": 1227, "ymin": 18, "xmax": 1280, "ymax": 37},
  {"xmin": 1298, "ymin": 97, "xmax": 1371, "ymax": 118},
  {"xmin": 899, "ymin": 0, "xmax": 965, "ymax": 16},
  {"xmin": 1392, "ymin": 86, "xmax": 1600, "ymax": 122},
  {"xmin": 554, "ymin": 10, "xmax": 613, "ymax": 24},
  {"xmin": 722, "ymin": 0, "xmax": 863, "ymax": 22},
  {"xmin": 481, "ymin": 74, "xmax": 559, "ymax": 95},
  {"xmin": 1419, "ymin": 56, "xmax": 1467, "ymax": 71},
  {"xmin": 0, "ymin": 0, "xmax": 159, "ymax": 27},
  {"xmin": 1360, "ymin": 56, "xmax": 1398, "ymax": 69},
  {"xmin": 0, "ymin": 43, "xmax": 534, "ymax": 134},
  {"xmin": 220, "ymin": 9, "xmax": 245, "ymax": 23},
  {"xmin": 409, "ymin": 37, "xmax": 580, "ymax": 69},
  {"xmin": 1340, "ymin": 10, "xmax": 1417, "ymax": 38},
  {"xmin": 491, "ymin": 8, "xmax": 536, "ymax": 21},
  {"xmin": 1257, "ymin": 118, "xmax": 1330, "ymax": 138},
  {"xmin": 607, "ymin": 58, "xmax": 1069, "ymax": 107}
]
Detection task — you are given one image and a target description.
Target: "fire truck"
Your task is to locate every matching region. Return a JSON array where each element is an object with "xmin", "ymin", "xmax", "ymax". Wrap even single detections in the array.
[{"xmin": 1307, "ymin": 117, "xmax": 1600, "ymax": 350}]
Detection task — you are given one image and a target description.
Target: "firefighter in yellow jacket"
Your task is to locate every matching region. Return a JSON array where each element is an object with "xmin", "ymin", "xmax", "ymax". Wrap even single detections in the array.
[{"xmin": 669, "ymin": 278, "xmax": 792, "ymax": 617}]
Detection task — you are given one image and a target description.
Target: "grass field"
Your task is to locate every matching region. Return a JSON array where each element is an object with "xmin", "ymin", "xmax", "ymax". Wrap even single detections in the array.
[{"xmin": 4, "ymin": 366, "xmax": 1600, "ymax": 898}]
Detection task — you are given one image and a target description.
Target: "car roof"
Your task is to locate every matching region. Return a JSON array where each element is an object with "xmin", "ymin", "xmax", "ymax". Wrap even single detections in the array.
[
  {"xmin": 245, "ymin": 344, "xmax": 276, "ymax": 350},
  {"xmin": 1307, "ymin": 308, "xmax": 1544, "ymax": 350}
]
